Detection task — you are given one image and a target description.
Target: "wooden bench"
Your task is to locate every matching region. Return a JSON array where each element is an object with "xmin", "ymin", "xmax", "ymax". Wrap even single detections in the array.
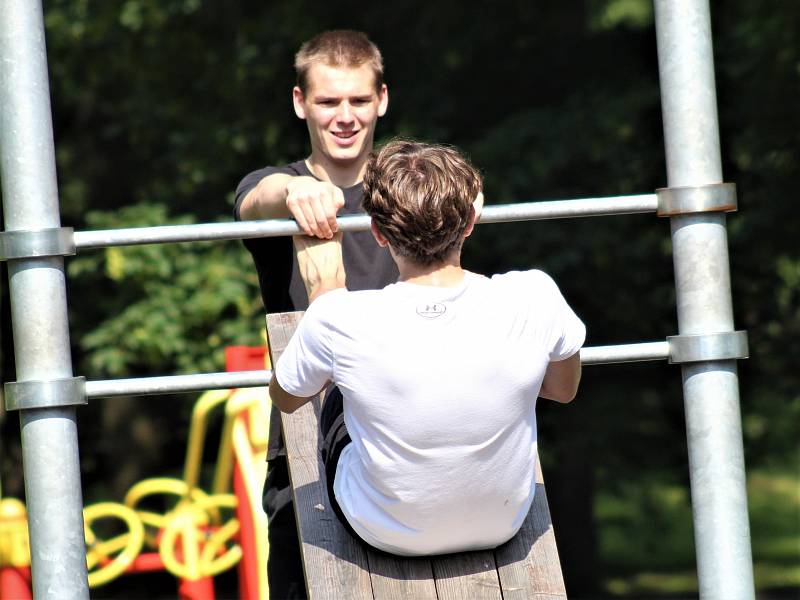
[{"xmin": 267, "ymin": 312, "xmax": 567, "ymax": 600}]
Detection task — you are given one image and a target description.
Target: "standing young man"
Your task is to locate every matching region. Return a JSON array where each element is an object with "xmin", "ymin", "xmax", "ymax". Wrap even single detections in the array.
[
  {"xmin": 270, "ymin": 140, "xmax": 585, "ymax": 556},
  {"xmin": 233, "ymin": 31, "xmax": 396, "ymax": 598}
]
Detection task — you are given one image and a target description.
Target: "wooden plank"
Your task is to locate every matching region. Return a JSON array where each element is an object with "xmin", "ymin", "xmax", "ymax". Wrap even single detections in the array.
[
  {"xmin": 266, "ymin": 312, "xmax": 373, "ymax": 600},
  {"xmin": 267, "ymin": 310, "xmax": 566, "ymax": 599},
  {"xmin": 367, "ymin": 552, "xmax": 438, "ymax": 600},
  {"xmin": 432, "ymin": 551, "xmax": 502, "ymax": 600},
  {"xmin": 493, "ymin": 454, "xmax": 567, "ymax": 599}
]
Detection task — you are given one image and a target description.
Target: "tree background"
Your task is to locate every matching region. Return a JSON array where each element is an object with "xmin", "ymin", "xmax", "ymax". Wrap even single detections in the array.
[{"xmin": 1, "ymin": 0, "xmax": 797, "ymax": 597}]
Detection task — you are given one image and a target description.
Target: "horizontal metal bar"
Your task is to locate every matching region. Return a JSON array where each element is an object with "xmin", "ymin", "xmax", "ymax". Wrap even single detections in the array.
[
  {"xmin": 479, "ymin": 194, "xmax": 658, "ymax": 224},
  {"xmin": 85, "ymin": 370, "xmax": 272, "ymax": 398},
  {"xmin": 580, "ymin": 341, "xmax": 670, "ymax": 365},
  {"xmin": 72, "ymin": 194, "xmax": 658, "ymax": 250},
  {"xmin": 73, "ymin": 219, "xmax": 323, "ymax": 250},
  {"xmin": 84, "ymin": 340, "xmax": 669, "ymax": 399}
]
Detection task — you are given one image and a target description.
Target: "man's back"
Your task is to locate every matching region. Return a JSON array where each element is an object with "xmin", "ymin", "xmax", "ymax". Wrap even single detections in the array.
[{"xmin": 276, "ymin": 269, "xmax": 585, "ymax": 556}]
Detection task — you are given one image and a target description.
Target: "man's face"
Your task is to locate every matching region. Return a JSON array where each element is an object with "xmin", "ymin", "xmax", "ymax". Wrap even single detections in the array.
[{"xmin": 293, "ymin": 63, "xmax": 388, "ymax": 170}]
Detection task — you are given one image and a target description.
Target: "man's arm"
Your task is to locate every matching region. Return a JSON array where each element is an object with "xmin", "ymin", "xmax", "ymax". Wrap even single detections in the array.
[
  {"xmin": 539, "ymin": 352, "xmax": 582, "ymax": 403},
  {"xmin": 293, "ymin": 232, "xmax": 347, "ymax": 303},
  {"xmin": 239, "ymin": 173, "xmax": 345, "ymax": 239},
  {"xmin": 268, "ymin": 371, "xmax": 327, "ymax": 414},
  {"xmin": 268, "ymin": 233, "xmax": 346, "ymax": 413}
]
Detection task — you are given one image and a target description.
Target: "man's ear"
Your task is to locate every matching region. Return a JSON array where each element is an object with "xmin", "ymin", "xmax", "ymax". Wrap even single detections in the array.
[
  {"xmin": 463, "ymin": 205, "xmax": 478, "ymax": 239},
  {"xmin": 377, "ymin": 84, "xmax": 388, "ymax": 117},
  {"xmin": 370, "ymin": 220, "xmax": 390, "ymax": 247},
  {"xmin": 472, "ymin": 191, "xmax": 484, "ymax": 221},
  {"xmin": 292, "ymin": 86, "xmax": 307, "ymax": 120}
]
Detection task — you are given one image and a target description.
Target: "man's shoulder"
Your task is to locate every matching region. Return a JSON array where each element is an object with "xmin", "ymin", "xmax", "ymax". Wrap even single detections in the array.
[
  {"xmin": 239, "ymin": 160, "xmax": 309, "ymax": 186},
  {"xmin": 485, "ymin": 269, "xmax": 563, "ymax": 307},
  {"xmin": 306, "ymin": 287, "xmax": 389, "ymax": 320},
  {"xmin": 489, "ymin": 269, "xmax": 552, "ymax": 288},
  {"xmin": 310, "ymin": 287, "xmax": 383, "ymax": 311},
  {"xmin": 234, "ymin": 160, "xmax": 311, "ymax": 221}
]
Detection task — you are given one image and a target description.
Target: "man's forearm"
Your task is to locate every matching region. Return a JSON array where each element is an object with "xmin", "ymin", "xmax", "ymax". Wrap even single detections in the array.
[
  {"xmin": 239, "ymin": 173, "xmax": 294, "ymax": 221},
  {"xmin": 269, "ymin": 372, "xmax": 313, "ymax": 414},
  {"xmin": 540, "ymin": 352, "xmax": 582, "ymax": 403},
  {"xmin": 293, "ymin": 233, "xmax": 347, "ymax": 304},
  {"xmin": 307, "ymin": 279, "xmax": 347, "ymax": 303}
]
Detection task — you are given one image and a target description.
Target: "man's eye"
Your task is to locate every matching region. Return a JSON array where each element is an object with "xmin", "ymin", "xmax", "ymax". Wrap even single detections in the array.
[{"xmin": 318, "ymin": 100, "xmax": 337, "ymax": 107}]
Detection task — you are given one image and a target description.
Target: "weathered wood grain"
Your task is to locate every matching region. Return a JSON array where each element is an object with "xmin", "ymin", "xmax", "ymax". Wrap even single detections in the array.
[
  {"xmin": 432, "ymin": 550, "xmax": 502, "ymax": 600},
  {"xmin": 266, "ymin": 312, "xmax": 373, "ymax": 600},
  {"xmin": 494, "ymin": 455, "xmax": 567, "ymax": 599},
  {"xmin": 366, "ymin": 552, "xmax": 437, "ymax": 600}
]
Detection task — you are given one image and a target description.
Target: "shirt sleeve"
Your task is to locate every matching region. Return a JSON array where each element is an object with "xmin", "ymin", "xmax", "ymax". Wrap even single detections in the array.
[
  {"xmin": 233, "ymin": 166, "xmax": 288, "ymax": 221},
  {"xmin": 274, "ymin": 297, "xmax": 337, "ymax": 397},
  {"xmin": 531, "ymin": 270, "xmax": 586, "ymax": 361}
]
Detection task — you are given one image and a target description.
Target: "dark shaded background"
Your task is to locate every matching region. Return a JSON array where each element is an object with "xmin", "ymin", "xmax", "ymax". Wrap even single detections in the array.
[{"xmin": 1, "ymin": 0, "xmax": 797, "ymax": 597}]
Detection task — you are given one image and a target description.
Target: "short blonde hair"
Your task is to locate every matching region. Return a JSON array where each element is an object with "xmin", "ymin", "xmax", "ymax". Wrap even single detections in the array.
[
  {"xmin": 295, "ymin": 30, "xmax": 384, "ymax": 93},
  {"xmin": 362, "ymin": 140, "xmax": 482, "ymax": 266}
]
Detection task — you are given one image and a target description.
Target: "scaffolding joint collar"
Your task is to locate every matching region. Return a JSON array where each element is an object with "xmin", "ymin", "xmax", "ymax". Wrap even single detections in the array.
[
  {"xmin": 667, "ymin": 330, "xmax": 749, "ymax": 364},
  {"xmin": 4, "ymin": 377, "xmax": 87, "ymax": 411},
  {"xmin": 0, "ymin": 227, "xmax": 76, "ymax": 261},
  {"xmin": 656, "ymin": 183, "xmax": 737, "ymax": 217}
]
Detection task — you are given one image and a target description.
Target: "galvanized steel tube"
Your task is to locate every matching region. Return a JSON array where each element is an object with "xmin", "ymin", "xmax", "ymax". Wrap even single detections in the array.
[
  {"xmin": 580, "ymin": 341, "xmax": 670, "ymax": 365},
  {"xmin": 82, "ymin": 342, "xmax": 669, "ymax": 399},
  {"xmin": 0, "ymin": 1, "xmax": 90, "ymax": 597},
  {"xmin": 85, "ymin": 370, "xmax": 273, "ymax": 398},
  {"xmin": 72, "ymin": 194, "xmax": 658, "ymax": 250},
  {"xmin": 655, "ymin": 1, "xmax": 754, "ymax": 597}
]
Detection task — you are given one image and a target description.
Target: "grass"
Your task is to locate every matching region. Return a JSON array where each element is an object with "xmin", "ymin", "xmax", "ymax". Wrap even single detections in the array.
[{"xmin": 596, "ymin": 467, "xmax": 800, "ymax": 597}]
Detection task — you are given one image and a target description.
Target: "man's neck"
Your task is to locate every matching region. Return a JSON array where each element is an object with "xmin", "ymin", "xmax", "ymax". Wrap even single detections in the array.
[
  {"xmin": 397, "ymin": 255, "xmax": 466, "ymax": 287},
  {"xmin": 305, "ymin": 155, "xmax": 365, "ymax": 188}
]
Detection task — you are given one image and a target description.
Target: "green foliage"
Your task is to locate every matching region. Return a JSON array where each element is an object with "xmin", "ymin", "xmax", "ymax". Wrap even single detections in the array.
[
  {"xmin": 598, "ymin": 468, "xmax": 800, "ymax": 595},
  {"xmin": 0, "ymin": 0, "xmax": 796, "ymax": 596},
  {"xmin": 67, "ymin": 204, "xmax": 263, "ymax": 376},
  {"xmin": 588, "ymin": 0, "xmax": 653, "ymax": 31}
]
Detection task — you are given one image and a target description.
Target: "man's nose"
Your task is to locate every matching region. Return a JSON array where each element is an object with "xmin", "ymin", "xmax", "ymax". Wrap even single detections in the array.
[{"xmin": 336, "ymin": 102, "xmax": 354, "ymax": 123}]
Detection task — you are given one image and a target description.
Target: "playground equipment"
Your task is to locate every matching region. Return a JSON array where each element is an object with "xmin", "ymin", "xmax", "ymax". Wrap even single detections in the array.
[
  {"xmin": 0, "ymin": 0, "xmax": 754, "ymax": 598},
  {"xmin": 0, "ymin": 498, "xmax": 30, "ymax": 598},
  {"xmin": 0, "ymin": 347, "xmax": 270, "ymax": 597}
]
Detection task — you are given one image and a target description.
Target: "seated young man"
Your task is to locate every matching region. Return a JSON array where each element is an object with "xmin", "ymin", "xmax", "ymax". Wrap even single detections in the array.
[{"xmin": 268, "ymin": 140, "xmax": 585, "ymax": 556}]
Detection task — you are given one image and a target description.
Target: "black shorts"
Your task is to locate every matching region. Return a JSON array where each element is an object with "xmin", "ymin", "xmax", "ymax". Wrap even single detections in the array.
[{"xmin": 319, "ymin": 386, "xmax": 362, "ymax": 542}]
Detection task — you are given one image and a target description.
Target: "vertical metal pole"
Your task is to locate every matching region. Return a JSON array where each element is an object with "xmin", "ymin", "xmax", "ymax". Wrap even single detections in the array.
[
  {"xmin": 0, "ymin": 1, "xmax": 90, "ymax": 598},
  {"xmin": 654, "ymin": 1, "xmax": 755, "ymax": 599}
]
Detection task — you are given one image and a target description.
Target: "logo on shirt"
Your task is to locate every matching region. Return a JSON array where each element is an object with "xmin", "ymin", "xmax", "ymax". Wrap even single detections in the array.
[{"xmin": 416, "ymin": 303, "xmax": 446, "ymax": 319}]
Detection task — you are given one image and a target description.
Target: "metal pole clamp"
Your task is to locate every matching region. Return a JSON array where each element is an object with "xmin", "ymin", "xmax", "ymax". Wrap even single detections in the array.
[
  {"xmin": 0, "ymin": 227, "xmax": 76, "ymax": 261},
  {"xmin": 667, "ymin": 330, "xmax": 749, "ymax": 364},
  {"xmin": 4, "ymin": 377, "xmax": 87, "ymax": 411},
  {"xmin": 656, "ymin": 183, "xmax": 737, "ymax": 217}
]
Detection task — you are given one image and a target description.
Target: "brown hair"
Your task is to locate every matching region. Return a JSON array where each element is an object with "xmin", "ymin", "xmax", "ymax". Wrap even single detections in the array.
[
  {"xmin": 362, "ymin": 140, "xmax": 482, "ymax": 266},
  {"xmin": 295, "ymin": 30, "xmax": 384, "ymax": 94}
]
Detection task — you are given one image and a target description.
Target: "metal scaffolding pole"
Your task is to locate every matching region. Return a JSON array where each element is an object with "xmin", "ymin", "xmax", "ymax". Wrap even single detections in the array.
[
  {"xmin": 0, "ymin": 1, "xmax": 90, "ymax": 597},
  {"xmin": 654, "ymin": 1, "xmax": 754, "ymax": 598},
  {"xmin": 70, "ymin": 193, "xmax": 658, "ymax": 250},
  {"xmin": 79, "ymin": 341, "xmax": 672, "ymax": 399}
]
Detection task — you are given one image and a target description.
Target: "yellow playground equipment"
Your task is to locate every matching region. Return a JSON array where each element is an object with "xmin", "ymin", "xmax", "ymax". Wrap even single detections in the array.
[{"xmin": 0, "ymin": 345, "xmax": 272, "ymax": 599}]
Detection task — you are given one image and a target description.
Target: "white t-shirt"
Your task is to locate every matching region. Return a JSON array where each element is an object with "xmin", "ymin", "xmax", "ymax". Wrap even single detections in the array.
[{"xmin": 275, "ymin": 269, "xmax": 585, "ymax": 556}]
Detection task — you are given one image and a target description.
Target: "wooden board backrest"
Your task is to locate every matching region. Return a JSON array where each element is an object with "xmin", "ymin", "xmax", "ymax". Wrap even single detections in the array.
[
  {"xmin": 266, "ymin": 311, "xmax": 566, "ymax": 600},
  {"xmin": 267, "ymin": 312, "xmax": 438, "ymax": 599},
  {"xmin": 266, "ymin": 312, "xmax": 372, "ymax": 599}
]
